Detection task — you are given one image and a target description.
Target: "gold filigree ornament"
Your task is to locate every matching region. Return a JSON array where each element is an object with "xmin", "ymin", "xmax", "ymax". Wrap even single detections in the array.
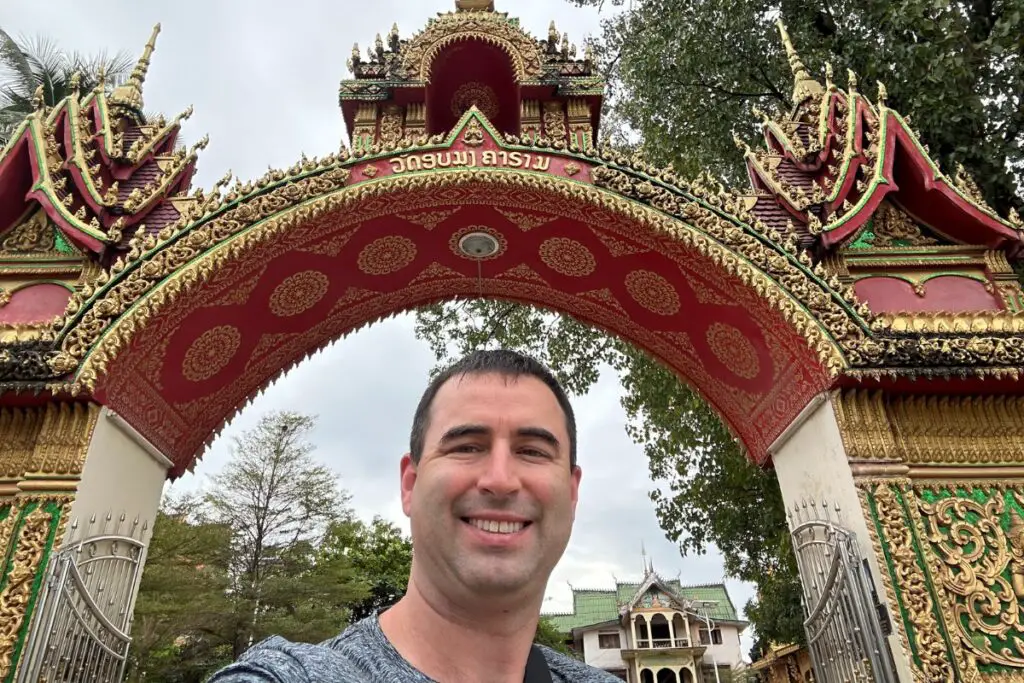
[
  {"xmin": 181, "ymin": 325, "xmax": 242, "ymax": 383},
  {"xmin": 624, "ymin": 269, "xmax": 681, "ymax": 316},
  {"xmin": 54, "ymin": 164, "xmax": 849, "ymax": 394},
  {"xmin": 0, "ymin": 500, "xmax": 64, "ymax": 679},
  {"xmin": 919, "ymin": 490, "xmax": 1024, "ymax": 669},
  {"xmin": 269, "ymin": 270, "xmax": 330, "ymax": 318},
  {"xmin": 706, "ymin": 322, "xmax": 760, "ymax": 379},
  {"xmin": 399, "ymin": 11, "xmax": 543, "ymax": 82},
  {"xmin": 462, "ymin": 117, "xmax": 485, "ymax": 147},
  {"xmin": 538, "ymin": 237, "xmax": 596, "ymax": 277},
  {"xmin": 868, "ymin": 483, "xmax": 956, "ymax": 682}
]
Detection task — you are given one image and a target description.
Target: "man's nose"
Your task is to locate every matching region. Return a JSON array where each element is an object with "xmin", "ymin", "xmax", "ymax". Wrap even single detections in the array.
[{"xmin": 476, "ymin": 443, "xmax": 521, "ymax": 496}]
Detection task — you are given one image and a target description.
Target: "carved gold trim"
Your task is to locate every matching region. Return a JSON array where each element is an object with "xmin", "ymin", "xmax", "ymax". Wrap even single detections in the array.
[
  {"xmin": 0, "ymin": 496, "xmax": 71, "ymax": 680},
  {"xmin": 871, "ymin": 311, "xmax": 1024, "ymax": 334},
  {"xmin": 0, "ymin": 403, "xmax": 99, "ymax": 484},
  {"xmin": 865, "ymin": 481, "xmax": 956, "ymax": 682},
  {"xmin": 834, "ymin": 390, "xmax": 1024, "ymax": 466},
  {"xmin": 400, "ymin": 11, "xmax": 544, "ymax": 82},
  {"xmin": 904, "ymin": 487, "xmax": 984, "ymax": 680},
  {"xmin": 58, "ymin": 167, "xmax": 849, "ymax": 393},
  {"xmin": 855, "ymin": 483, "xmax": 917, "ymax": 682}
]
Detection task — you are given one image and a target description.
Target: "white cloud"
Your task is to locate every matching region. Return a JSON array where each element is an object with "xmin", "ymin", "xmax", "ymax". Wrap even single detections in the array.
[{"xmin": 7, "ymin": 0, "xmax": 756, "ymax": 660}]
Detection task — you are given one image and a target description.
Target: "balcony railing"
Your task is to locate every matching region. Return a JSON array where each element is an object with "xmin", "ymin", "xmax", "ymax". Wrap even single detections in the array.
[{"xmin": 634, "ymin": 638, "xmax": 691, "ymax": 649}]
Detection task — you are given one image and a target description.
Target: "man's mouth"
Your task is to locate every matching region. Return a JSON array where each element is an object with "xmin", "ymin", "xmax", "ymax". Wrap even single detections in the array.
[{"xmin": 462, "ymin": 518, "xmax": 532, "ymax": 534}]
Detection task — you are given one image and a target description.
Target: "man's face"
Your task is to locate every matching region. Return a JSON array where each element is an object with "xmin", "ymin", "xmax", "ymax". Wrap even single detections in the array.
[{"xmin": 400, "ymin": 372, "xmax": 581, "ymax": 602}]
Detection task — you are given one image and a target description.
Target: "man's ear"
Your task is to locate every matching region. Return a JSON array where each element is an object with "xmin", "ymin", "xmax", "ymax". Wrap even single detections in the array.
[
  {"xmin": 570, "ymin": 465, "xmax": 582, "ymax": 520},
  {"xmin": 400, "ymin": 453, "xmax": 417, "ymax": 517}
]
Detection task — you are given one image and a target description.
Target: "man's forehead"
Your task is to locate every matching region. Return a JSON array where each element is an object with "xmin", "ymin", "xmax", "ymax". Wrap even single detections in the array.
[{"xmin": 430, "ymin": 372, "xmax": 562, "ymax": 419}]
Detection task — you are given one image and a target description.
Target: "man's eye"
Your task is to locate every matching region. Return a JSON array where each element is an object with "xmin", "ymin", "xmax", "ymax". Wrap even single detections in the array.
[{"xmin": 521, "ymin": 448, "xmax": 550, "ymax": 459}]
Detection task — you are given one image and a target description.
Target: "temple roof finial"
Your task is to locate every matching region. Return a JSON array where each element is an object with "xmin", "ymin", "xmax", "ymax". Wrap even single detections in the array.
[
  {"xmin": 455, "ymin": 0, "xmax": 495, "ymax": 11},
  {"xmin": 776, "ymin": 18, "xmax": 823, "ymax": 106},
  {"xmin": 109, "ymin": 23, "xmax": 161, "ymax": 113}
]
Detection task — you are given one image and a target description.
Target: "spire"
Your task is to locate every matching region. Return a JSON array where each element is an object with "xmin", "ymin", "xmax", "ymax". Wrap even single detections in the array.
[
  {"xmin": 109, "ymin": 23, "xmax": 161, "ymax": 113},
  {"xmin": 455, "ymin": 0, "xmax": 495, "ymax": 10},
  {"xmin": 776, "ymin": 19, "xmax": 823, "ymax": 106}
]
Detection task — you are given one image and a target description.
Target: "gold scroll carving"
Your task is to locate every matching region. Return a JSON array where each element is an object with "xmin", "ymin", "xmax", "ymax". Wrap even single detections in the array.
[
  {"xmin": 862, "ymin": 481, "xmax": 956, "ymax": 682},
  {"xmin": 868, "ymin": 201, "xmax": 938, "ymax": 247},
  {"xmin": 1, "ymin": 209, "xmax": 56, "ymax": 254},
  {"xmin": 379, "ymin": 105, "xmax": 404, "ymax": 146},
  {"xmin": 834, "ymin": 390, "xmax": 1024, "ymax": 466},
  {"xmin": 542, "ymin": 101, "xmax": 567, "ymax": 143},
  {"xmin": 0, "ymin": 499, "xmax": 67, "ymax": 679},
  {"xmin": 0, "ymin": 403, "xmax": 99, "ymax": 485},
  {"xmin": 916, "ymin": 486, "xmax": 1024, "ymax": 670}
]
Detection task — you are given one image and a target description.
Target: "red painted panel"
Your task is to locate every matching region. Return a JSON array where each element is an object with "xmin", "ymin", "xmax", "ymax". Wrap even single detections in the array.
[
  {"xmin": 0, "ymin": 283, "xmax": 72, "ymax": 324},
  {"xmin": 854, "ymin": 275, "xmax": 1002, "ymax": 314}
]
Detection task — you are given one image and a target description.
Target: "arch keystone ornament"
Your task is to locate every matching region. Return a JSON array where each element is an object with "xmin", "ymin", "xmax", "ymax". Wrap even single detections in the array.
[{"xmin": 0, "ymin": 7, "xmax": 1022, "ymax": 683}]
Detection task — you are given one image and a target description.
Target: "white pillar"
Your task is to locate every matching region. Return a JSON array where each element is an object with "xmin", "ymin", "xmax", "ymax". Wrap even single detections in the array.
[{"xmin": 768, "ymin": 392, "xmax": 914, "ymax": 683}]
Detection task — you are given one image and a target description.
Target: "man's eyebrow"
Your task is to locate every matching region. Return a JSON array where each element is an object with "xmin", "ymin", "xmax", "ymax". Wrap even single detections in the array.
[
  {"xmin": 516, "ymin": 426, "xmax": 560, "ymax": 449},
  {"xmin": 439, "ymin": 424, "xmax": 491, "ymax": 442},
  {"xmin": 438, "ymin": 425, "xmax": 561, "ymax": 449}
]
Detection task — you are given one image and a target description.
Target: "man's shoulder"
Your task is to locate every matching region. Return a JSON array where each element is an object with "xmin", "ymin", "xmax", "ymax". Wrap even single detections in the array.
[
  {"xmin": 208, "ymin": 617, "xmax": 408, "ymax": 682},
  {"xmin": 539, "ymin": 646, "xmax": 626, "ymax": 683}
]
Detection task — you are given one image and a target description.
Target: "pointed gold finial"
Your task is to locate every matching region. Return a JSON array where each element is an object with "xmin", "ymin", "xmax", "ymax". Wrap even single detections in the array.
[
  {"xmin": 69, "ymin": 71, "xmax": 82, "ymax": 94},
  {"xmin": 455, "ymin": 0, "xmax": 494, "ymax": 10},
  {"xmin": 877, "ymin": 81, "xmax": 888, "ymax": 106},
  {"xmin": 31, "ymin": 84, "xmax": 45, "ymax": 112},
  {"xmin": 847, "ymin": 69, "xmax": 859, "ymax": 92},
  {"xmin": 776, "ymin": 19, "xmax": 823, "ymax": 106},
  {"xmin": 109, "ymin": 23, "xmax": 161, "ymax": 113}
]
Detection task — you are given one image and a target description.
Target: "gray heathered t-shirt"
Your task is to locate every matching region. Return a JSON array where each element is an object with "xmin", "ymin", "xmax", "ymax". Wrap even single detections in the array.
[{"xmin": 208, "ymin": 614, "xmax": 622, "ymax": 682}]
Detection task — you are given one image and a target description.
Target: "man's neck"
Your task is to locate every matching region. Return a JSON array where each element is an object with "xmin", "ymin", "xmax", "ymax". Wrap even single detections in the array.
[{"xmin": 378, "ymin": 576, "xmax": 543, "ymax": 683}]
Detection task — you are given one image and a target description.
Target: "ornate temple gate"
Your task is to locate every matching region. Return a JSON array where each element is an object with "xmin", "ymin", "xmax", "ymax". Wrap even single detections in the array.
[{"xmin": 0, "ymin": 2, "xmax": 1023, "ymax": 681}]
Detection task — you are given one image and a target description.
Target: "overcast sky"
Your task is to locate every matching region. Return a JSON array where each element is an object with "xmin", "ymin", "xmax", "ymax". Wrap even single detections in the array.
[{"xmin": 5, "ymin": 0, "xmax": 756, "ymax": 658}]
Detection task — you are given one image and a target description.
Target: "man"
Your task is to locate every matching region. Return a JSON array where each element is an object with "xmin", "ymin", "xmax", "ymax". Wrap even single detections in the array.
[{"xmin": 209, "ymin": 349, "xmax": 620, "ymax": 682}]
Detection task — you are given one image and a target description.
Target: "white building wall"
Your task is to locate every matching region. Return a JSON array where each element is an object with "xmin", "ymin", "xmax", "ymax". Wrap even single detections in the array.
[
  {"xmin": 68, "ymin": 408, "xmax": 171, "ymax": 539},
  {"xmin": 687, "ymin": 623, "xmax": 744, "ymax": 668},
  {"xmin": 770, "ymin": 393, "xmax": 915, "ymax": 683},
  {"xmin": 581, "ymin": 628, "xmax": 629, "ymax": 670}
]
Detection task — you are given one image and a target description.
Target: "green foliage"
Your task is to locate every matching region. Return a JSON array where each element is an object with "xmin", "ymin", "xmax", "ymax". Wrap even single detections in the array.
[
  {"xmin": 535, "ymin": 617, "xmax": 575, "ymax": 656},
  {"xmin": 129, "ymin": 412, "xmax": 417, "ymax": 681},
  {"xmin": 319, "ymin": 515, "xmax": 413, "ymax": 622},
  {"xmin": 572, "ymin": 0, "xmax": 1023, "ymax": 214},
  {"xmin": 0, "ymin": 27, "xmax": 133, "ymax": 144},
  {"xmin": 125, "ymin": 498, "xmax": 234, "ymax": 682},
  {"xmin": 414, "ymin": 300, "xmax": 805, "ymax": 648}
]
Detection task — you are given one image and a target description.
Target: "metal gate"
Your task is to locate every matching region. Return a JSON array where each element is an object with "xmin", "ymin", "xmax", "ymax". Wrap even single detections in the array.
[
  {"xmin": 17, "ymin": 513, "xmax": 148, "ymax": 683},
  {"xmin": 789, "ymin": 500, "xmax": 897, "ymax": 683}
]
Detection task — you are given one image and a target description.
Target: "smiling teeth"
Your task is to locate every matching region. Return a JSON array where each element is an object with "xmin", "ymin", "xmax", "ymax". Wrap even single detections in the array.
[{"xmin": 470, "ymin": 519, "xmax": 525, "ymax": 534}]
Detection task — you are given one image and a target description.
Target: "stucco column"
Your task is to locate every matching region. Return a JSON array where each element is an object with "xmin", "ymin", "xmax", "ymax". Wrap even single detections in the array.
[
  {"xmin": 0, "ymin": 403, "xmax": 169, "ymax": 682},
  {"xmin": 770, "ymin": 389, "xmax": 1024, "ymax": 683}
]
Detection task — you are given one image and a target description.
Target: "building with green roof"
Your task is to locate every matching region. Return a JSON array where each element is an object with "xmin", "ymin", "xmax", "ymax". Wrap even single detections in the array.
[{"xmin": 542, "ymin": 566, "xmax": 749, "ymax": 683}]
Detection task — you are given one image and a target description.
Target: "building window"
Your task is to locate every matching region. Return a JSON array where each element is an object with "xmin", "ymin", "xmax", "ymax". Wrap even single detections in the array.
[
  {"xmin": 598, "ymin": 632, "xmax": 621, "ymax": 649},
  {"xmin": 698, "ymin": 628, "xmax": 722, "ymax": 645}
]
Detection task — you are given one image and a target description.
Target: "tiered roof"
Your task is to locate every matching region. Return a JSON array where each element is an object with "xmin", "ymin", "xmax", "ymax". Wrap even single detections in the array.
[
  {"xmin": 545, "ymin": 576, "xmax": 742, "ymax": 634},
  {"xmin": 739, "ymin": 20, "xmax": 1022, "ymax": 256}
]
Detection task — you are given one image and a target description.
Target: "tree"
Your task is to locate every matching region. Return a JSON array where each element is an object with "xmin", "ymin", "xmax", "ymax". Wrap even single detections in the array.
[
  {"xmin": 535, "ymin": 617, "xmax": 574, "ymax": 656},
  {"xmin": 0, "ymin": 28, "xmax": 132, "ymax": 144},
  {"xmin": 203, "ymin": 411, "xmax": 364, "ymax": 657},
  {"xmin": 571, "ymin": 0, "xmax": 1023, "ymax": 214},
  {"xmin": 414, "ymin": 300, "xmax": 805, "ymax": 648},
  {"xmin": 319, "ymin": 515, "xmax": 413, "ymax": 622},
  {"xmin": 126, "ymin": 495, "xmax": 234, "ymax": 683}
]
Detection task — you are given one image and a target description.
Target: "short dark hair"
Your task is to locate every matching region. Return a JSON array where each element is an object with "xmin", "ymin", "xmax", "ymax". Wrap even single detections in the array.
[{"xmin": 409, "ymin": 349, "xmax": 577, "ymax": 469}]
